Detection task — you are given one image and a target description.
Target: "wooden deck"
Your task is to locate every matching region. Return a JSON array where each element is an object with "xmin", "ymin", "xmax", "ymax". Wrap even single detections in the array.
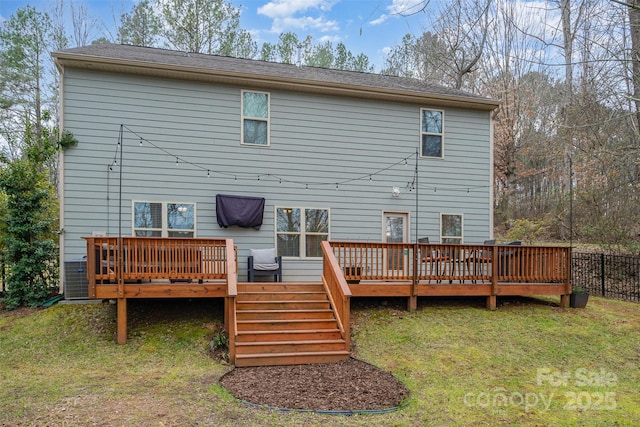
[
  {"xmin": 331, "ymin": 241, "xmax": 571, "ymax": 310},
  {"xmin": 82, "ymin": 237, "xmax": 571, "ymax": 365}
]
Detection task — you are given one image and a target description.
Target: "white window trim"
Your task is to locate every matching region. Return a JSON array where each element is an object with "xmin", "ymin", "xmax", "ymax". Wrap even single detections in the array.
[
  {"xmin": 275, "ymin": 206, "xmax": 330, "ymax": 259},
  {"xmin": 241, "ymin": 89, "xmax": 271, "ymax": 147},
  {"xmin": 420, "ymin": 108, "xmax": 445, "ymax": 159},
  {"xmin": 132, "ymin": 201, "xmax": 197, "ymax": 237},
  {"xmin": 440, "ymin": 212, "xmax": 463, "ymax": 244}
]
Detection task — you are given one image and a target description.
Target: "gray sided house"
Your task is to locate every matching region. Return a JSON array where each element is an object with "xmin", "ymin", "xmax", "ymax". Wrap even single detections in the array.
[{"xmin": 53, "ymin": 43, "xmax": 499, "ymax": 293}]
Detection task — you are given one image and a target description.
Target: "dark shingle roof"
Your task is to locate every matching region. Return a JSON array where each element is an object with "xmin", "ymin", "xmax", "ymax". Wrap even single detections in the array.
[{"xmin": 53, "ymin": 43, "xmax": 498, "ymax": 110}]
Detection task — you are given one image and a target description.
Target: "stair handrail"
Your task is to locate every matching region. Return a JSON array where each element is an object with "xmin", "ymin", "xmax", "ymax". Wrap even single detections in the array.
[
  {"xmin": 321, "ymin": 241, "xmax": 352, "ymax": 351},
  {"xmin": 225, "ymin": 238, "xmax": 238, "ymax": 364}
]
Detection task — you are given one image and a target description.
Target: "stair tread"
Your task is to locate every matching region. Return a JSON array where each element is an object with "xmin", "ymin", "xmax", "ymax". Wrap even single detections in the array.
[
  {"xmin": 235, "ymin": 350, "xmax": 350, "ymax": 359},
  {"xmin": 237, "ymin": 299, "xmax": 329, "ymax": 302},
  {"xmin": 238, "ymin": 291, "xmax": 325, "ymax": 294},
  {"xmin": 237, "ymin": 318, "xmax": 337, "ymax": 323},
  {"xmin": 236, "ymin": 309, "xmax": 333, "ymax": 313},
  {"xmin": 236, "ymin": 339, "xmax": 345, "ymax": 346},
  {"xmin": 237, "ymin": 328, "xmax": 340, "ymax": 335}
]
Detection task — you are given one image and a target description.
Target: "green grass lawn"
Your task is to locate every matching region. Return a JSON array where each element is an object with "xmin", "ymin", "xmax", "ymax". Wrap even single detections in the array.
[{"xmin": 1, "ymin": 295, "xmax": 638, "ymax": 426}]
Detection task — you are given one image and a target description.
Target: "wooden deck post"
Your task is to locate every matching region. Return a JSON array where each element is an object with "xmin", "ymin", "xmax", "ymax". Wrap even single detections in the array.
[
  {"xmin": 486, "ymin": 295, "xmax": 496, "ymax": 310},
  {"xmin": 408, "ymin": 243, "xmax": 418, "ymax": 311},
  {"xmin": 224, "ymin": 296, "xmax": 231, "ymax": 333},
  {"xmin": 488, "ymin": 246, "xmax": 498, "ymax": 310},
  {"xmin": 117, "ymin": 298, "xmax": 127, "ymax": 344}
]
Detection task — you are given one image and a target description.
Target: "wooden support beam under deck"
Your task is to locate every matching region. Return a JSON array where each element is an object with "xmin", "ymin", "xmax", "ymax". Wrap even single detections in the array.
[{"xmin": 117, "ymin": 298, "xmax": 127, "ymax": 344}]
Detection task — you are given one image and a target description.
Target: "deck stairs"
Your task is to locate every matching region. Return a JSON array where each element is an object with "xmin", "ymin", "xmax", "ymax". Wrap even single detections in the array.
[{"xmin": 234, "ymin": 282, "xmax": 350, "ymax": 367}]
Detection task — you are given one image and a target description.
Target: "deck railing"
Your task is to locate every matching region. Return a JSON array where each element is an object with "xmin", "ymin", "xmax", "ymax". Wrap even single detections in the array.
[
  {"xmin": 83, "ymin": 236, "xmax": 234, "ymax": 296},
  {"xmin": 330, "ymin": 241, "xmax": 571, "ymax": 285},
  {"xmin": 321, "ymin": 241, "xmax": 352, "ymax": 349}
]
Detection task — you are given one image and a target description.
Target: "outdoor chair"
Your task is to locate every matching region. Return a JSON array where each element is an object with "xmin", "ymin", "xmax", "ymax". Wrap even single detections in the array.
[
  {"xmin": 247, "ymin": 248, "xmax": 282, "ymax": 282},
  {"xmin": 418, "ymin": 237, "xmax": 450, "ymax": 281},
  {"xmin": 468, "ymin": 239, "xmax": 496, "ymax": 283},
  {"xmin": 498, "ymin": 241, "xmax": 522, "ymax": 277}
]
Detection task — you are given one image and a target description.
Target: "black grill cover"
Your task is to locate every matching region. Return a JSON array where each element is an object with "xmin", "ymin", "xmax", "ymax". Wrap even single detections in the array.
[{"xmin": 215, "ymin": 194, "xmax": 265, "ymax": 230}]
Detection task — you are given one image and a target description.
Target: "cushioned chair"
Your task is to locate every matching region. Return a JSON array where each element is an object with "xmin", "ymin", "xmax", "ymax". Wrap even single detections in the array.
[{"xmin": 247, "ymin": 248, "xmax": 282, "ymax": 282}]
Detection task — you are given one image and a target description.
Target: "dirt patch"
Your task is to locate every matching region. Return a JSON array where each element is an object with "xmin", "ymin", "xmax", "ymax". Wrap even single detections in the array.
[
  {"xmin": 0, "ymin": 302, "xmax": 42, "ymax": 319},
  {"xmin": 220, "ymin": 358, "xmax": 409, "ymax": 413}
]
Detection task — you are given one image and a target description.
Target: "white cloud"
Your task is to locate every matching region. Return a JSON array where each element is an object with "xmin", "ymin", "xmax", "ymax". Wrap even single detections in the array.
[
  {"xmin": 318, "ymin": 34, "xmax": 341, "ymax": 43},
  {"xmin": 370, "ymin": 0, "xmax": 427, "ymax": 26},
  {"xmin": 274, "ymin": 15, "xmax": 339, "ymax": 33},
  {"xmin": 257, "ymin": 0, "xmax": 339, "ymax": 34},
  {"xmin": 258, "ymin": 0, "xmax": 335, "ymax": 18}
]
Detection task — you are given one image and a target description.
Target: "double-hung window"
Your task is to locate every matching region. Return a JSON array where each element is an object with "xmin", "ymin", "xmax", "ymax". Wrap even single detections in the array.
[
  {"xmin": 241, "ymin": 90, "xmax": 270, "ymax": 146},
  {"xmin": 440, "ymin": 213, "xmax": 463, "ymax": 244},
  {"xmin": 133, "ymin": 201, "xmax": 196, "ymax": 237},
  {"xmin": 276, "ymin": 207, "xmax": 329, "ymax": 258},
  {"xmin": 420, "ymin": 108, "xmax": 444, "ymax": 158}
]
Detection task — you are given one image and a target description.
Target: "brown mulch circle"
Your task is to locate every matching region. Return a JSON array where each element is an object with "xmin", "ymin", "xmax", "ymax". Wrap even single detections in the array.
[{"xmin": 219, "ymin": 358, "xmax": 409, "ymax": 414}]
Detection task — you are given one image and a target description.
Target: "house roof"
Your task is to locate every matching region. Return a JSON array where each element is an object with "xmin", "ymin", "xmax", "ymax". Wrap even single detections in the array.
[{"xmin": 52, "ymin": 43, "xmax": 499, "ymax": 111}]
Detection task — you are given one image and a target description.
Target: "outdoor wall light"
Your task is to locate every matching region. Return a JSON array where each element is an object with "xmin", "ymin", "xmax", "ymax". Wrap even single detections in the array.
[{"xmin": 392, "ymin": 187, "xmax": 401, "ymax": 198}]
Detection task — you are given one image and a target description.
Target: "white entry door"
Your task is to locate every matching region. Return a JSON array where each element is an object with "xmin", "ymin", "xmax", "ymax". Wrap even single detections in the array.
[{"xmin": 383, "ymin": 212, "xmax": 409, "ymax": 276}]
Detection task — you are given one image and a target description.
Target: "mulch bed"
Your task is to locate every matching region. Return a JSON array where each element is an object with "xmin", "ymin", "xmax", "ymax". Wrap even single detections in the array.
[{"xmin": 219, "ymin": 358, "xmax": 409, "ymax": 413}]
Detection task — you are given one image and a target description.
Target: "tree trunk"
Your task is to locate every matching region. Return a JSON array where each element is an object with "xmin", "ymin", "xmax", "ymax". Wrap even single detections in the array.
[{"xmin": 630, "ymin": 0, "xmax": 640, "ymax": 131}]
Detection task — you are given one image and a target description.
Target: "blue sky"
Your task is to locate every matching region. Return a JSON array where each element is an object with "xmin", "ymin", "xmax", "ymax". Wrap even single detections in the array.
[{"xmin": 0, "ymin": 0, "xmax": 436, "ymax": 70}]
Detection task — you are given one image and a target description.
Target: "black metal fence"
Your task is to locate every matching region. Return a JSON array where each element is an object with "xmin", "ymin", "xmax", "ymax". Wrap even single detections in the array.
[{"xmin": 572, "ymin": 252, "xmax": 640, "ymax": 303}]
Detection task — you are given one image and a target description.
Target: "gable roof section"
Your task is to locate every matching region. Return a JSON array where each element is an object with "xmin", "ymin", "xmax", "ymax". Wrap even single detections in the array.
[{"xmin": 52, "ymin": 43, "xmax": 499, "ymax": 111}]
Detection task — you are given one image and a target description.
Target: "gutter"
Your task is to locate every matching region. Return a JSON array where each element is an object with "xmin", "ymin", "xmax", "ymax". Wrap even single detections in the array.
[{"xmin": 52, "ymin": 52, "xmax": 499, "ymax": 111}]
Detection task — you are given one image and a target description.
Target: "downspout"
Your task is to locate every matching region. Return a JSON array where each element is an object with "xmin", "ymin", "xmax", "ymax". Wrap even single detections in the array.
[
  {"xmin": 489, "ymin": 111, "xmax": 495, "ymax": 239},
  {"xmin": 56, "ymin": 60, "xmax": 66, "ymax": 296}
]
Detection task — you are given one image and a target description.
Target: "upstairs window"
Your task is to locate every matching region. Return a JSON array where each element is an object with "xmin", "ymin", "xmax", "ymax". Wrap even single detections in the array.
[
  {"xmin": 276, "ymin": 207, "xmax": 329, "ymax": 258},
  {"xmin": 440, "ymin": 213, "xmax": 463, "ymax": 244},
  {"xmin": 241, "ymin": 90, "xmax": 270, "ymax": 146},
  {"xmin": 420, "ymin": 108, "xmax": 444, "ymax": 158},
  {"xmin": 133, "ymin": 201, "xmax": 195, "ymax": 237}
]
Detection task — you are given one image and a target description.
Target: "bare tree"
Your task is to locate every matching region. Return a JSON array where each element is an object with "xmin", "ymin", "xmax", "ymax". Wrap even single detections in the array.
[
  {"xmin": 69, "ymin": 1, "xmax": 99, "ymax": 47},
  {"xmin": 382, "ymin": 0, "xmax": 492, "ymax": 90},
  {"xmin": 629, "ymin": 0, "xmax": 640, "ymax": 129}
]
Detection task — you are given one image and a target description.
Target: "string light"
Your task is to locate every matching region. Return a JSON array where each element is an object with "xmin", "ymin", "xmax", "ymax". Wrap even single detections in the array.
[{"xmin": 116, "ymin": 125, "xmax": 495, "ymax": 193}]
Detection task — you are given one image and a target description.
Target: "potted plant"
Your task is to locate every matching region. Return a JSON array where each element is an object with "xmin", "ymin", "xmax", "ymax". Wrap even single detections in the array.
[{"xmin": 570, "ymin": 283, "xmax": 589, "ymax": 308}]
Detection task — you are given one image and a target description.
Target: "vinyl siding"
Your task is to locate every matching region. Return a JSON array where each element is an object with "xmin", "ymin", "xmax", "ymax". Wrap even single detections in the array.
[{"xmin": 61, "ymin": 68, "xmax": 492, "ymax": 281}]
